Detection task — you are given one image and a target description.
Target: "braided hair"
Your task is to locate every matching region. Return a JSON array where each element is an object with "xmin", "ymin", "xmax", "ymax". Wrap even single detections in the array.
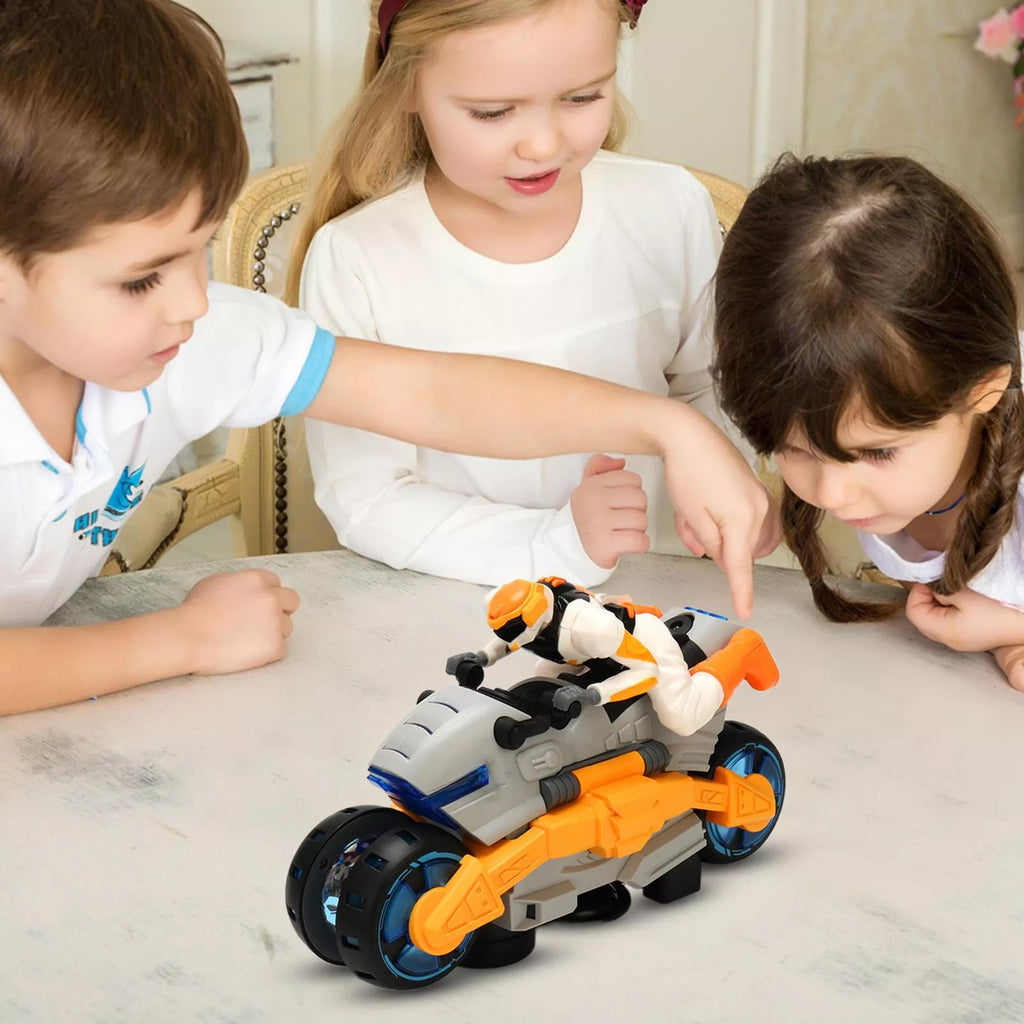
[{"xmin": 713, "ymin": 154, "xmax": 1022, "ymax": 621}]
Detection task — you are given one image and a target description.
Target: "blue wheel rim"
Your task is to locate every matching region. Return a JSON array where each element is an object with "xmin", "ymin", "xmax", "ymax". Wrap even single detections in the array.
[
  {"xmin": 379, "ymin": 852, "xmax": 472, "ymax": 982},
  {"xmin": 705, "ymin": 742, "xmax": 784, "ymax": 858}
]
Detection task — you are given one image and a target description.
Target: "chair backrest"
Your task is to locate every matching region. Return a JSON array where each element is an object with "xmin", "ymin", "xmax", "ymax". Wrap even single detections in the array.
[
  {"xmin": 688, "ymin": 168, "xmax": 747, "ymax": 234},
  {"xmin": 212, "ymin": 161, "xmax": 309, "ymax": 297},
  {"xmin": 211, "ymin": 161, "xmax": 340, "ymax": 555}
]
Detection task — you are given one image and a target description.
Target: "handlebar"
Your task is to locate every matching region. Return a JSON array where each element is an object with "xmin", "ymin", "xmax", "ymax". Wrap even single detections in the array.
[{"xmin": 444, "ymin": 651, "xmax": 486, "ymax": 688}]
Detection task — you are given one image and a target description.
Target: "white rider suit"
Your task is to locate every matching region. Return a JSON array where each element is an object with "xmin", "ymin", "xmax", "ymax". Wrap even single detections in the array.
[{"xmin": 481, "ymin": 588, "xmax": 726, "ymax": 737}]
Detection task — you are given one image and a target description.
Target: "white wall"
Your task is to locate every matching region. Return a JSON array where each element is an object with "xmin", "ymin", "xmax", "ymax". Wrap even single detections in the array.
[
  {"xmin": 804, "ymin": 0, "xmax": 1023, "ymax": 272},
  {"xmin": 183, "ymin": 0, "xmax": 366, "ymax": 165},
  {"xmin": 624, "ymin": 0, "xmax": 808, "ymax": 185},
  {"xmin": 183, "ymin": 0, "xmax": 320, "ymax": 164},
  {"xmin": 623, "ymin": 2, "xmax": 761, "ymax": 182}
]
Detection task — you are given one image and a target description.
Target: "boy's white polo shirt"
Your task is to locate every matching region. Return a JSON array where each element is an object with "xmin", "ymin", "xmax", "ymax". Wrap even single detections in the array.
[{"xmin": 0, "ymin": 283, "xmax": 334, "ymax": 627}]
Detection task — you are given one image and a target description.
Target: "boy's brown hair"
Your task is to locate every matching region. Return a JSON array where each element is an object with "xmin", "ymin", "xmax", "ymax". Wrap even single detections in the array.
[{"xmin": 0, "ymin": 0, "xmax": 248, "ymax": 267}]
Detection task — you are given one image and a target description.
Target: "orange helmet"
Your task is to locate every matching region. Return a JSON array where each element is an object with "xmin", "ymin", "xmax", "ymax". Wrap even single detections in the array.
[{"xmin": 486, "ymin": 579, "xmax": 554, "ymax": 648}]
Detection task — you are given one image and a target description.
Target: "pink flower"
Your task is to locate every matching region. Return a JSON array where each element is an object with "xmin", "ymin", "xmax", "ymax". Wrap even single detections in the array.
[
  {"xmin": 1011, "ymin": 6, "xmax": 1024, "ymax": 37},
  {"xmin": 976, "ymin": 8, "xmax": 1021, "ymax": 63}
]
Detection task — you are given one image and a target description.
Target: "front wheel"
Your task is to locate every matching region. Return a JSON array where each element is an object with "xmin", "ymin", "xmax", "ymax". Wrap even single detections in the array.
[
  {"xmin": 285, "ymin": 805, "xmax": 411, "ymax": 964},
  {"xmin": 699, "ymin": 721, "xmax": 785, "ymax": 864},
  {"xmin": 335, "ymin": 821, "xmax": 476, "ymax": 990}
]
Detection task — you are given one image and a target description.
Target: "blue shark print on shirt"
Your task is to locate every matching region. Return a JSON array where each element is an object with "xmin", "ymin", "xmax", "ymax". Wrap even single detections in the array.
[
  {"xmin": 104, "ymin": 463, "xmax": 147, "ymax": 519},
  {"xmin": 73, "ymin": 463, "xmax": 147, "ymax": 548}
]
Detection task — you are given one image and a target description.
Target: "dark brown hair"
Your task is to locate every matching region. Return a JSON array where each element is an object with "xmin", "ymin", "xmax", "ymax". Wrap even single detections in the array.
[
  {"xmin": 0, "ymin": 0, "xmax": 248, "ymax": 266},
  {"xmin": 713, "ymin": 153, "xmax": 1023, "ymax": 621}
]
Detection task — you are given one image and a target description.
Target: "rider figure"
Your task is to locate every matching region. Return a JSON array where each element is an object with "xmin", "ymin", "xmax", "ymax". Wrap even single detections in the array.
[{"xmin": 455, "ymin": 576, "xmax": 778, "ymax": 737}]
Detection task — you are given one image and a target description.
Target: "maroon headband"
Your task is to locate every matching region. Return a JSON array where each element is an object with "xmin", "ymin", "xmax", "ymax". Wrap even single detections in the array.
[{"xmin": 378, "ymin": 0, "xmax": 648, "ymax": 57}]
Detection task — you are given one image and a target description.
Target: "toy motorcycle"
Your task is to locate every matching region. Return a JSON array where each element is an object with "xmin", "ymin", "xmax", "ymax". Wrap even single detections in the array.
[{"xmin": 286, "ymin": 605, "xmax": 785, "ymax": 990}]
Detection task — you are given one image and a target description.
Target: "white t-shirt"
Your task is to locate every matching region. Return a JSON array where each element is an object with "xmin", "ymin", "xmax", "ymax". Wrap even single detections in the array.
[
  {"xmin": 0, "ymin": 283, "xmax": 334, "ymax": 626},
  {"xmin": 300, "ymin": 150, "xmax": 724, "ymax": 587},
  {"xmin": 857, "ymin": 477, "xmax": 1024, "ymax": 611}
]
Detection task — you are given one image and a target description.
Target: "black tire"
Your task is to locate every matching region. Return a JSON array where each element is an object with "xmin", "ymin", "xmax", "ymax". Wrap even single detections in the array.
[
  {"xmin": 285, "ymin": 805, "xmax": 410, "ymax": 964},
  {"xmin": 460, "ymin": 921, "xmax": 536, "ymax": 969},
  {"xmin": 699, "ymin": 721, "xmax": 785, "ymax": 864},
  {"xmin": 335, "ymin": 820, "xmax": 476, "ymax": 990}
]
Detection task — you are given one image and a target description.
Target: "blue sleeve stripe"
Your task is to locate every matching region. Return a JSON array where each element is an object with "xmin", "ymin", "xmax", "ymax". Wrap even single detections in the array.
[{"xmin": 279, "ymin": 327, "xmax": 335, "ymax": 416}]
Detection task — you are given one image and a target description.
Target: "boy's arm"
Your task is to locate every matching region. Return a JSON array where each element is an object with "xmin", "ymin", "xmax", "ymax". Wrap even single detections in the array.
[
  {"xmin": 1, "ymin": 570, "xmax": 298, "ymax": 716},
  {"xmin": 303, "ymin": 339, "xmax": 771, "ymax": 617},
  {"xmin": 1, "ymin": 613, "xmax": 200, "ymax": 715}
]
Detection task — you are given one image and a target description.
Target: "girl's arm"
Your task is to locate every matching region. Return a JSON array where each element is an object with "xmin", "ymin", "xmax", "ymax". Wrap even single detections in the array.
[
  {"xmin": 904, "ymin": 584, "xmax": 1024, "ymax": 691},
  {"xmin": 993, "ymin": 645, "xmax": 1024, "ymax": 691},
  {"xmin": 306, "ymin": 419, "xmax": 611, "ymax": 586},
  {"xmin": 665, "ymin": 184, "xmax": 723, "ymax": 414},
  {"xmin": 904, "ymin": 583, "xmax": 1024, "ymax": 650}
]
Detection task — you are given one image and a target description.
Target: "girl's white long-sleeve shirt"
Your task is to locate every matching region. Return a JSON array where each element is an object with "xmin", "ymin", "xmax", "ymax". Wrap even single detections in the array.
[{"xmin": 300, "ymin": 150, "xmax": 723, "ymax": 587}]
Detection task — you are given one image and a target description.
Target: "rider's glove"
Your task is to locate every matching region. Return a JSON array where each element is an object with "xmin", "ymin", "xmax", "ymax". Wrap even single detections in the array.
[
  {"xmin": 445, "ymin": 651, "xmax": 488, "ymax": 687},
  {"xmin": 552, "ymin": 683, "xmax": 601, "ymax": 712}
]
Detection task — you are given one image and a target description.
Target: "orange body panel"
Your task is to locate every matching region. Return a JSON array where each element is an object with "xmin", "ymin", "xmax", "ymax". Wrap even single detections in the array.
[{"xmin": 407, "ymin": 749, "xmax": 776, "ymax": 956}]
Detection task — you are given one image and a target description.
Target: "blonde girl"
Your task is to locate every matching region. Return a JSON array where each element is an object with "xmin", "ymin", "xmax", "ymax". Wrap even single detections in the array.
[{"xmin": 288, "ymin": 0, "xmax": 746, "ymax": 588}]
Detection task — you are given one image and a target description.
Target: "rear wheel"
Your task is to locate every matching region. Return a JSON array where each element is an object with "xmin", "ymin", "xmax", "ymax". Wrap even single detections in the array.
[
  {"xmin": 285, "ymin": 805, "xmax": 410, "ymax": 964},
  {"xmin": 700, "ymin": 721, "xmax": 785, "ymax": 863}
]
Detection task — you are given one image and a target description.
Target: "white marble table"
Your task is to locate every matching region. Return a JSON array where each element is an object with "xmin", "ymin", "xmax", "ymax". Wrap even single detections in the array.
[{"xmin": 2, "ymin": 550, "xmax": 1022, "ymax": 1023}]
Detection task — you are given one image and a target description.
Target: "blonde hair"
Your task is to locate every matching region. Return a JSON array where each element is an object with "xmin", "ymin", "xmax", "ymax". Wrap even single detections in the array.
[{"xmin": 285, "ymin": 0, "xmax": 633, "ymax": 304}]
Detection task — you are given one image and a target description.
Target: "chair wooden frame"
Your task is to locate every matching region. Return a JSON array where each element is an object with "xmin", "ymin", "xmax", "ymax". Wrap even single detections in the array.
[{"xmin": 210, "ymin": 161, "xmax": 312, "ymax": 555}]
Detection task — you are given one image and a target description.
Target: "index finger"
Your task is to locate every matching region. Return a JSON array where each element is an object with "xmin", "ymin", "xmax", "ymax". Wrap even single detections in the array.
[{"xmin": 718, "ymin": 527, "xmax": 755, "ymax": 619}]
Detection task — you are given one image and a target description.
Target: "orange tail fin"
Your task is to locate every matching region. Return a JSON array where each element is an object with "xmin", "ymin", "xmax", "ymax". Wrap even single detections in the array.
[{"xmin": 692, "ymin": 627, "xmax": 779, "ymax": 705}]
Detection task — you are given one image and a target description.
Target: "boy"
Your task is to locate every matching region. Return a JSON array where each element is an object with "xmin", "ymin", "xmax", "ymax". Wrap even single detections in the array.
[{"xmin": 0, "ymin": 0, "xmax": 773, "ymax": 714}]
